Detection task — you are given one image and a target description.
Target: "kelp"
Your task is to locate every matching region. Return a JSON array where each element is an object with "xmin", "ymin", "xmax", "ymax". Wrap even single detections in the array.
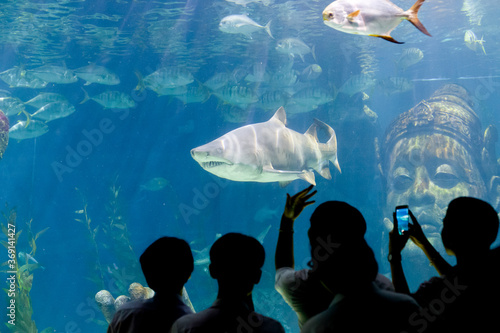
[
  {"xmin": 1, "ymin": 207, "xmax": 52, "ymax": 333},
  {"xmin": 75, "ymin": 178, "xmax": 144, "ymax": 328}
]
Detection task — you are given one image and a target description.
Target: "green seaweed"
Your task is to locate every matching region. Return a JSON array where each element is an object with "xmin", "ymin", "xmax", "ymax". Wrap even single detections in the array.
[
  {"xmin": 75, "ymin": 188, "xmax": 105, "ymax": 291},
  {"xmin": 1, "ymin": 207, "xmax": 53, "ymax": 333}
]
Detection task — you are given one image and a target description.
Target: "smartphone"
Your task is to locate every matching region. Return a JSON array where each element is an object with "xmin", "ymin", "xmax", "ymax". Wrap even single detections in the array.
[{"xmin": 395, "ymin": 205, "xmax": 410, "ymax": 235}]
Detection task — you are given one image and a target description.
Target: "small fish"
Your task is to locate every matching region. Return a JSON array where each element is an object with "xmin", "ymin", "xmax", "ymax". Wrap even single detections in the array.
[
  {"xmin": 292, "ymin": 86, "xmax": 335, "ymax": 108},
  {"xmin": 25, "ymin": 93, "xmax": 69, "ymax": 109},
  {"xmin": 81, "ymin": 90, "xmax": 136, "ymax": 109},
  {"xmin": 379, "ymin": 76, "xmax": 414, "ymax": 95},
  {"xmin": 464, "ymin": 30, "xmax": 486, "ymax": 55},
  {"xmin": 32, "ymin": 102, "xmax": 76, "ymax": 122},
  {"xmin": 276, "ymin": 38, "xmax": 314, "ymax": 62},
  {"xmin": 18, "ymin": 252, "xmax": 45, "ymax": 270},
  {"xmin": 0, "ymin": 67, "xmax": 48, "ymax": 89},
  {"xmin": 322, "ymin": 0, "xmax": 431, "ymax": 44},
  {"xmin": 175, "ymin": 84, "xmax": 210, "ymax": 104},
  {"xmin": 30, "ymin": 65, "xmax": 78, "ymax": 84},
  {"xmin": 138, "ymin": 67, "xmax": 194, "ymax": 94},
  {"xmin": 140, "ymin": 177, "xmax": 169, "ymax": 191},
  {"xmin": 219, "ymin": 15, "xmax": 273, "ymax": 39},
  {"xmin": 74, "ymin": 65, "xmax": 120, "ymax": 85},
  {"xmin": 299, "ymin": 64, "xmax": 322, "ymax": 81},
  {"xmin": 0, "ymin": 97, "xmax": 25, "ymax": 117},
  {"xmin": 9, "ymin": 120, "xmax": 49, "ymax": 140},
  {"xmin": 396, "ymin": 48, "xmax": 424, "ymax": 71},
  {"xmin": 213, "ymin": 85, "xmax": 258, "ymax": 107},
  {"xmin": 257, "ymin": 90, "xmax": 289, "ymax": 111},
  {"xmin": 339, "ymin": 74, "xmax": 376, "ymax": 97},
  {"xmin": 204, "ymin": 72, "xmax": 235, "ymax": 91}
]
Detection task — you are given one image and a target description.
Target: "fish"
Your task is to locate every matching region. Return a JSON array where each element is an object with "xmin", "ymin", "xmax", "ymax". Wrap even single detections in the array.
[
  {"xmin": 322, "ymin": 0, "xmax": 431, "ymax": 44},
  {"xmin": 204, "ymin": 72, "xmax": 235, "ymax": 91},
  {"xmin": 175, "ymin": 84, "xmax": 210, "ymax": 104},
  {"xmin": 0, "ymin": 67, "xmax": 48, "ymax": 89},
  {"xmin": 24, "ymin": 93, "xmax": 69, "ymax": 109},
  {"xmin": 32, "ymin": 102, "xmax": 76, "ymax": 122},
  {"xmin": 190, "ymin": 106, "xmax": 340, "ymax": 186},
  {"xmin": 464, "ymin": 30, "xmax": 486, "ymax": 55},
  {"xmin": 219, "ymin": 15, "xmax": 273, "ymax": 39},
  {"xmin": 292, "ymin": 86, "xmax": 335, "ymax": 108},
  {"xmin": 29, "ymin": 64, "xmax": 78, "ymax": 84},
  {"xmin": 299, "ymin": 64, "xmax": 323, "ymax": 81},
  {"xmin": 339, "ymin": 74, "xmax": 376, "ymax": 96},
  {"xmin": 213, "ymin": 85, "xmax": 258, "ymax": 107},
  {"xmin": 379, "ymin": 76, "xmax": 414, "ymax": 95},
  {"xmin": 0, "ymin": 97, "xmax": 26, "ymax": 117},
  {"xmin": 81, "ymin": 90, "xmax": 136, "ymax": 109},
  {"xmin": 257, "ymin": 90, "xmax": 290, "ymax": 111},
  {"xmin": 18, "ymin": 252, "xmax": 45, "ymax": 270},
  {"xmin": 140, "ymin": 177, "xmax": 169, "ymax": 191},
  {"xmin": 74, "ymin": 65, "xmax": 120, "ymax": 85},
  {"xmin": 396, "ymin": 48, "xmax": 424, "ymax": 71},
  {"xmin": 140, "ymin": 67, "xmax": 194, "ymax": 93},
  {"xmin": 276, "ymin": 38, "xmax": 314, "ymax": 62},
  {"xmin": 9, "ymin": 120, "xmax": 49, "ymax": 140}
]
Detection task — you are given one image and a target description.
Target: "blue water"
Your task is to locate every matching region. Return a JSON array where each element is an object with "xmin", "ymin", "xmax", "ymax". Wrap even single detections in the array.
[{"xmin": 1, "ymin": 0, "xmax": 500, "ymax": 332}]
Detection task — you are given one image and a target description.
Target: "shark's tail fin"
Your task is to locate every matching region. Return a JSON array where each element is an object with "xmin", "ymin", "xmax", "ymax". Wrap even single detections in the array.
[{"xmin": 305, "ymin": 119, "xmax": 341, "ymax": 179}]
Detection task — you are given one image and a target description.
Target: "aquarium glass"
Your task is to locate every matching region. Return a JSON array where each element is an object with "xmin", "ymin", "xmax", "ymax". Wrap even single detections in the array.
[{"xmin": 1, "ymin": 0, "xmax": 499, "ymax": 332}]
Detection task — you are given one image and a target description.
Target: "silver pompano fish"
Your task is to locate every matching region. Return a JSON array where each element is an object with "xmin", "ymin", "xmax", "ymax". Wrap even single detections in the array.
[
  {"xmin": 322, "ymin": 0, "xmax": 431, "ymax": 44},
  {"xmin": 9, "ymin": 120, "xmax": 48, "ymax": 140},
  {"xmin": 74, "ymin": 65, "xmax": 120, "ymax": 85},
  {"xmin": 219, "ymin": 15, "xmax": 273, "ymax": 39},
  {"xmin": 32, "ymin": 102, "xmax": 76, "ymax": 122},
  {"xmin": 191, "ymin": 106, "xmax": 340, "ymax": 186}
]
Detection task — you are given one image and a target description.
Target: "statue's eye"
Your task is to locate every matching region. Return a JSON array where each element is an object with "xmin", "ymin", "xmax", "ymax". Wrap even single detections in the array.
[
  {"xmin": 433, "ymin": 164, "xmax": 460, "ymax": 189},
  {"xmin": 392, "ymin": 167, "xmax": 412, "ymax": 192}
]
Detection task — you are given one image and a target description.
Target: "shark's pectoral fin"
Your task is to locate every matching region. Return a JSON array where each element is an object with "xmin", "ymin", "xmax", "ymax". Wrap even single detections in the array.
[
  {"xmin": 298, "ymin": 171, "xmax": 316, "ymax": 186},
  {"xmin": 317, "ymin": 161, "xmax": 332, "ymax": 180}
]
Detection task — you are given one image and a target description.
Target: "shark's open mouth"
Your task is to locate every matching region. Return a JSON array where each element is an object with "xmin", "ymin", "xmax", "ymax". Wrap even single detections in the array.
[{"xmin": 202, "ymin": 161, "xmax": 231, "ymax": 168}]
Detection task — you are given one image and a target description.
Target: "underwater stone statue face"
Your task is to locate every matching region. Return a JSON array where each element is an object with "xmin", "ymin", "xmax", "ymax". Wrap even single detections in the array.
[{"xmin": 385, "ymin": 133, "xmax": 487, "ymax": 255}]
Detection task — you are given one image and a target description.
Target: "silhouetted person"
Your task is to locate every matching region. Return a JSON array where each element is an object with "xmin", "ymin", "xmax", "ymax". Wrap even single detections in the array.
[
  {"xmin": 170, "ymin": 233, "xmax": 285, "ymax": 333},
  {"xmin": 274, "ymin": 186, "xmax": 394, "ymax": 328},
  {"xmin": 107, "ymin": 237, "xmax": 194, "ymax": 333},
  {"xmin": 302, "ymin": 240, "xmax": 420, "ymax": 333},
  {"xmin": 389, "ymin": 197, "xmax": 500, "ymax": 333}
]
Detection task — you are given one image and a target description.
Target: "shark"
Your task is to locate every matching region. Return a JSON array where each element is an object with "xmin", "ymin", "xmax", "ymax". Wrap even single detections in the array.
[{"xmin": 190, "ymin": 106, "xmax": 341, "ymax": 186}]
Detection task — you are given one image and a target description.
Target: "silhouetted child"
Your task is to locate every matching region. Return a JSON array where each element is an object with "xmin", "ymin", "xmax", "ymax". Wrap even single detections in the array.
[
  {"xmin": 107, "ymin": 236, "xmax": 194, "ymax": 332},
  {"xmin": 274, "ymin": 186, "xmax": 394, "ymax": 327},
  {"xmin": 389, "ymin": 197, "xmax": 500, "ymax": 333},
  {"xmin": 170, "ymin": 232, "xmax": 285, "ymax": 333}
]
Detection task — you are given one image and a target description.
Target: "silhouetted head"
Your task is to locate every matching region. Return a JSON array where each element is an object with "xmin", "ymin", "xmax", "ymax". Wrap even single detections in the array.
[
  {"xmin": 308, "ymin": 201, "xmax": 367, "ymax": 247},
  {"xmin": 140, "ymin": 237, "xmax": 194, "ymax": 294},
  {"xmin": 209, "ymin": 233, "xmax": 265, "ymax": 293},
  {"xmin": 441, "ymin": 197, "xmax": 499, "ymax": 256}
]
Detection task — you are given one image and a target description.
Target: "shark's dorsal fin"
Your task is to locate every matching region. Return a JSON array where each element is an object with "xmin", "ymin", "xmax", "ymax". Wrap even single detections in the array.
[
  {"xmin": 305, "ymin": 122, "xmax": 318, "ymax": 141},
  {"xmin": 270, "ymin": 106, "xmax": 287, "ymax": 126}
]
